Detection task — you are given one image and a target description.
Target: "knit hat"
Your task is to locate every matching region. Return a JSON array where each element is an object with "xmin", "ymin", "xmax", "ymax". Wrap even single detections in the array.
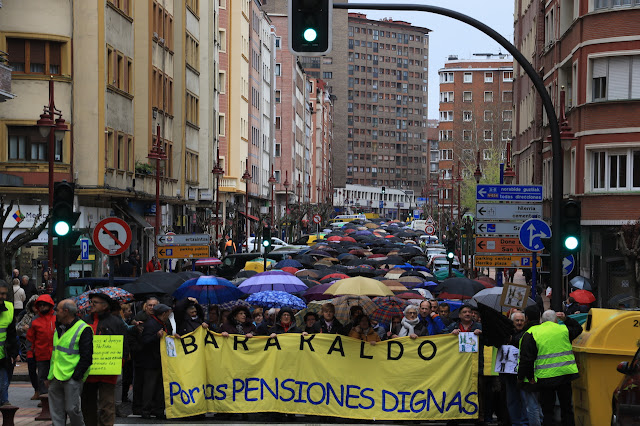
[
  {"xmin": 153, "ymin": 304, "xmax": 172, "ymax": 315},
  {"xmin": 524, "ymin": 305, "xmax": 540, "ymax": 321}
]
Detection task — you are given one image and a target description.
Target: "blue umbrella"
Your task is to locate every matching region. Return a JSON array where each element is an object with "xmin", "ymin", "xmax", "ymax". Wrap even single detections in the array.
[
  {"xmin": 173, "ymin": 276, "xmax": 243, "ymax": 305},
  {"xmin": 274, "ymin": 259, "xmax": 304, "ymax": 269},
  {"xmin": 238, "ymin": 270, "xmax": 308, "ymax": 294},
  {"xmin": 246, "ymin": 290, "xmax": 306, "ymax": 310}
]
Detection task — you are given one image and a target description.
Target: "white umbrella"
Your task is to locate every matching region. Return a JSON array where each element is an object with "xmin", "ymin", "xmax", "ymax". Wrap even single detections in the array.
[{"xmin": 569, "ymin": 276, "xmax": 592, "ymax": 291}]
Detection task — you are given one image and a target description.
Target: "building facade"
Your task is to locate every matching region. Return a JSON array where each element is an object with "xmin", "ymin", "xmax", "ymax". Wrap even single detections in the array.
[{"xmin": 512, "ymin": 0, "xmax": 640, "ymax": 303}]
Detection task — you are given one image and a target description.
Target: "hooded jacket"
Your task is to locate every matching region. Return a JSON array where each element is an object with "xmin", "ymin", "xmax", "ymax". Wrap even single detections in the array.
[
  {"xmin": 16, "ymin": 294, "xmax": 39, "ymax": 337},
  {"xmin": 174, "ymin": 299, "xmax": 206, "ymax": 335},
  {"xmin": 26, "ymin": 294, "xmax": 56, "ymax": 361}
]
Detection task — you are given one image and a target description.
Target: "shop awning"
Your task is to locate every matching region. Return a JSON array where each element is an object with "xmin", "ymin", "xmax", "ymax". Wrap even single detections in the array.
[
  {"xmin": 113, "ymin": 204, "xmax": 154, "ymax": 230},
  {"xmin": 239, "ymin": 211, "xmax": 259, "ymax": 221}
]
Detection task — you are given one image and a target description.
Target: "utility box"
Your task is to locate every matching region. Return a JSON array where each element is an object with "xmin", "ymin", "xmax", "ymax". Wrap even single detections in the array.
[{"xmin": 571, "ymin": 308, "xmax": 640, "ymax": 426}]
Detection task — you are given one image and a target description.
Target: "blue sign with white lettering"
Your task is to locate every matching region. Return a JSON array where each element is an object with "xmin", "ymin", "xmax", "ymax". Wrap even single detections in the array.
[
  {"xmin": 379, "ymin": 200, "xmax": 384, "ymax": 209},
  {"xmin": 80, "ymin": 238, "xmax": 90, "ymax": 261},
  {"xmin": 476, "ymin": 184, "xmax": 543, "ymax": 202},
  {"xmin": 563, "ymin": 255, "xmax": 575, "ymax": 276},
  {"xmin": 518, "ymin": 218, "xmax": 551, "ymax": 252},
  {"xmin": 416, "ymin": 197, "xmax": 427, "ymax": 203},
  {"xmin": 520, "ymin": 257, "xmax": 531, "ymax": 267}
]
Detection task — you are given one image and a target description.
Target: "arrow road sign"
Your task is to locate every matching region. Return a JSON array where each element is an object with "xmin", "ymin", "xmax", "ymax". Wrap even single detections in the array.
[
  {"xmin": 476, "ymin": 237, "xmax": 531, "ymax": 254},
  {"xmin": 563, "ymin": 255, "xmax": 575, "ymax": 276},
  {"xmin": 476, "ymin": 221, "xmax": 522, "ymax": 236},
  {"xmin": 518, "ymin": 218, "xmax": 551, "ymax": 252},
  {"xmin": 157, "ymin": 245, "xmax": 210, "ymax": 259},
  {"xmin": 476, "ymin": 184, "xmax": 543, "ymax": 202},
  {"xmin": 474, "ymin": 255, "xmax": 534, "ymax": 268},
  {"xmin": 156, "ymin": 234, "xmax": 211, "ymax": 246},
  {"xmin": 476, "ymin": 203, "xmax": 542, "ymax": 221}
]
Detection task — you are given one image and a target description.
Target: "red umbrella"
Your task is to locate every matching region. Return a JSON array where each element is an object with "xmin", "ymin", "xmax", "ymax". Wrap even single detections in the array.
[
  {"xmin": 344, "ymin": 228, "xmax": 356, "ymax": 234},
  {"xmin": 281, "ymin": 267, "xmax": 299, "ymax": 275},
  {"xmin": 341, "ymin": 236, "xmax": 356, "ymax": 243},
  {"xmin": 327, "ymin": 236, "xmax": 342, "ymax": 242},
  {"xmin": 321, "ymin": 273, "xmax": 350, "ymax": 281},
  {"xmin": 569, "ymin": 289, "xmax": 595, "ymax": 304}
]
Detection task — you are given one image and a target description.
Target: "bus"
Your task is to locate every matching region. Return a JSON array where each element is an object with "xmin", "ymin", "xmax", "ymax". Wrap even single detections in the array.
[{"xmin": 329, "ymin": 214, "xmax": 367, "ymax": 223}]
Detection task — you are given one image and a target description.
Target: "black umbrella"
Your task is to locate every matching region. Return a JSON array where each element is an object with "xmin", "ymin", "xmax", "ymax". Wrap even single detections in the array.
[
  {"xmin": 293, "ymin": 254, "xmax": 316, "ymax": 267},
  {"xmin": 435, "ymin": 277, "xmax": 485, "ymax": 300},
  {"xmin": 345, "ymin": 258, "xmax": 365, "ymax": 267},
  {"xmin": 400, "ymin": 270, "xmax": 427, "ymax": 279},
  {"xmin": 385, "ymin": 255, "xmax": 406, "ymax": 265},
  {"xmin": 346, "ymin": 267, "xmax": 377, "ymax": 277},
  {"xmin": 410, "ymin": 256, "xmax": 429, "ymax": 266},
  {"xmin": 237, "ymin": 270, "xmax": 259, "ymax": 278},
  {"xmin": 176, "ymin": 271, "xmax": 203, "ymax": 281},
  {"xmin": 121, "ymin": 272, "xmax": 186, "ymax": 295},
  {"xmin": 477, "ymin": 302, "xmax": 515, "ymax": 348}
]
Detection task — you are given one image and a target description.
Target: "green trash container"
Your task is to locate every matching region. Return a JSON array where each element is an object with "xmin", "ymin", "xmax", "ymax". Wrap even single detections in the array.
[{"xmin": 571, "ymin": 308, "xmax": 640, "ymax": 426}]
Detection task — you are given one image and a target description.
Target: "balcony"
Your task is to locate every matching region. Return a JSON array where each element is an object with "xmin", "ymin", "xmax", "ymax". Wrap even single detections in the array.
[{"xmin": 0, "ymin": 51, "xmax": 16, "ymax": 102}]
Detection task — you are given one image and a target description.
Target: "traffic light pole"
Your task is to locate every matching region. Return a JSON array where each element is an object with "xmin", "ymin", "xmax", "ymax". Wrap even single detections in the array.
[{"xmin": 333, "ymin": 2, "xmax": 565, "ymax": 311}]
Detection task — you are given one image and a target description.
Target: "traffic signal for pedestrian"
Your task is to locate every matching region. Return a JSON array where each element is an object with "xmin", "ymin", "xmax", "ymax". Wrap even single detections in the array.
[
  {"xmin": 51, "ymin": 181, "xmax": 80, "ymax": 237},
  {"xmin": 288, "ymin": 0, "xmax": 332, "ymax": 55},
  {"xmin": 561, "ymin": 199, "xmax": 581, "ymax": 252},
  {"xmin": 262, "ymin": 226, "xmax": 272, "ymax": 252}
]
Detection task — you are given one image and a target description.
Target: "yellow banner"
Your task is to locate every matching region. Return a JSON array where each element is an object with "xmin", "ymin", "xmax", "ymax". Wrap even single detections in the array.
[{"xmin": 161, "ymin": 328, "xmax": 478, "ymax": 421}]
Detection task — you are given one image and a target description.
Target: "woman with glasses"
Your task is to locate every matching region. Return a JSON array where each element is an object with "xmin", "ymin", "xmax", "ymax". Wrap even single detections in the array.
[
  {"xmin": 389, "ymin": 305, "xmax": 427, "ymax": 339},
  {"xmin": 268, "ymin": 308, "xmax": 302, "ymax": 336}
]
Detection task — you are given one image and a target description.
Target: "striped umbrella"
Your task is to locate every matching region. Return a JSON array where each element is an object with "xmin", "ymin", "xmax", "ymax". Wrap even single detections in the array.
[{"xmin": 370, "ymin": 296, "xmax": 409, "ymax": 324}]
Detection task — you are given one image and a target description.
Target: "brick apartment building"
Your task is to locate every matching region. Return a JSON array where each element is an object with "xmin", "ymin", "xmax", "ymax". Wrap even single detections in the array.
[
  {"xmin": 512, "ymin": 0, "xmax": 640, "ymax": 305},
  {"xmin": 437, "ymin": 55, "xmax": 514, "ymax": 217}
]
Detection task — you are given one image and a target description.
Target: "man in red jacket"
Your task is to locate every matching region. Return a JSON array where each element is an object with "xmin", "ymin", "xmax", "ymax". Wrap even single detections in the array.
[{"xmin": 26, "ymin": 294, "xmax": 56, "ymax": 396}]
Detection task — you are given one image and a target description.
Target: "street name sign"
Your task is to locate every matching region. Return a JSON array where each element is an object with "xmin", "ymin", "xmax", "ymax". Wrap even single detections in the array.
[
  {"xmin": 476, "ymin": 237, "xmax": 531, "ymax": 254},
  {"xmin": 474, "ymin": 255, "xmax": 533, "ymax": 268},
  {"xmin": 157, "ymin": 245, "xmax": 210, "ymax": 259},
  {"xmin": 475, "ymin": 203, "xmax": 542, "ymax": 221},
  {"xmin": 476, "ymin": 185, "xmax": 543, "ymax": 202},
  {"xmin": 156, "ymin": 234, "xmax": 211, "ymax": 246},
  {"xmin": 476, "ymin": 221, "xmax": 522, "ymax": 236}
]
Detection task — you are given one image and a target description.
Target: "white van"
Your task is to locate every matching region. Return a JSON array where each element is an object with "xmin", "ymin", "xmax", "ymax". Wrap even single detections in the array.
[{"xmin": 330, "ymin": 214, "xmax": 367, "ymax": 223}]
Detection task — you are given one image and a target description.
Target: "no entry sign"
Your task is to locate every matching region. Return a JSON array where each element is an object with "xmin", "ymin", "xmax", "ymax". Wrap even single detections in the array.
[{"xmin": 93, "ymin": 217, "xmax": 132, "ymax": 256}]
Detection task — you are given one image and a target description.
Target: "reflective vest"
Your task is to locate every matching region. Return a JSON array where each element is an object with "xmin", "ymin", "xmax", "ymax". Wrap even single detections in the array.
[
  {"xmin": 0, "ymin": 301, "xmax": 13, "ymax": 359},
  {"xmin": 49, "ymin": 320, "xmax": 92, "ymax": 382},
  {"xmin": 529, "ymin": 321, "xmax": 578, "ymax": 380}
]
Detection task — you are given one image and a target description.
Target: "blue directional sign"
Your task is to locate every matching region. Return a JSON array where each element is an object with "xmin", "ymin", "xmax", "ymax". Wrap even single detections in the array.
[
  {"xmin": 417, "ymin": 197, "xmax": 427, "ymax": 203},
  {"xmin": 476, "ymin": 184, "xmax": 543, "ymax": 202},
  {"xmin": 80, "ymin": 238, "xmax": 90, "ymax": 260},
  {"xmin": 563, "ymin": 255, "xmax": 575, "ymax": 276},
  {"xmin": 379, "ymin": 200, "xmax": 384, "ymax": 209},
  {"xmin": 518, "ymin": 218, "xmax": 551, "ymax": 252}
]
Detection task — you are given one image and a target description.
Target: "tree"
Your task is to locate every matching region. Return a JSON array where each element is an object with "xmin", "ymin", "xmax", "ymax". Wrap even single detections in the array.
[
  {"xmin": 617, "ymin": 219, "xmax": 640, "ymax": 286},
  {"xmin": 0, "ymin": 199, "xmax": 49, "ymax": 281}
]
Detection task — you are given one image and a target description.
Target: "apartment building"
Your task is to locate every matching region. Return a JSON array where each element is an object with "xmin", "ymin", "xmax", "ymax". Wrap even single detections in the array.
[
  {"xmin": 309, "ymin": 78, "xmax": 334, "ymax": 205},
  {"xmin": 0, "ymin": 0, "xmax": 220, "ymax": 275},
  {"xmin": 512, "ymin": 0, "xmax": 640, "ymax": 303}
]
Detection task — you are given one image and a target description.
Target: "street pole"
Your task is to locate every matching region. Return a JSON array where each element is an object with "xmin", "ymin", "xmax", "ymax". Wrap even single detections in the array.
[
  {"xmin": 283, "ymin": 171, "xmax": 290, "ymax": 243},
  {"xmin": 212, "ymin": 148, "xmax": 224, "ymax": 251},
  {"xmin": 269, "ymin": 165, "xmax": 276, "ymax": 227},
  {"xmin": 242, "ymin": 159, "xmax": 251, "ymax": 253}
]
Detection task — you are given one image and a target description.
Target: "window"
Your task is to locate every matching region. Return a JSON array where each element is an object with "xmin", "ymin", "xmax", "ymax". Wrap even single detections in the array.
[
  {"xmin": 503, "ymin": 110, "xmax": 513, "ymax": 121},
  {"xmin": 107, "ymin": 0, "xmax": 131, "ymax": 16},
  {"xmin": 275, "ymin": 116, "xmax": 281, "ymax": 130},
  {"xmin": 502, "ymin": 129, "xmax": 512, "ymax": 140},
  {"xmin": 275, "ymin": 63, "xmax": 281, "ymax": 76},
  {"xmin": 218, "ymin": 114, "xmax": 225, "ymax": 136},
  {"xmin": 117, "ymin": 133, "xmax": 125, "ymax": 170},
  {"xmin": 218, "ymin": 29, "xmax": 227, "ymax": 52},
  {"xmin": 463, "ymin": 72, "xmax": 472, "ymax": 83},
  {"xmin": 439, "ymin": 130, "xmax": 453, "ymax": 141},
  {"xmin": 463, "ymin": 111, "xmax": 472, "ymax": 121},
  {"xmin": 545, "ymin": 9, "xmax": 555, "ymax": 46},
  {"xmin": 322, "ymin": 71, "xmax": 333, "ymax": 79},
  {"xmin": 484, "ymin": 110, "xmax": 493, "ymax": 121},
  {"xmin": 186, "ymin": 92, "xmax": 199, "ymax": 126},
  {"xmin": 106, "ymin": 130, "xmax": 114, "ymax": 168},
  {"xmin": 484, "ymin": 91, "xmax": 494, "ymax": 102},
  {"xmin": 484, "ymin": 130, "xmax": 493, "ymax": 141},
  {"xmin": 503, "ymin": 71, "xmax": 514, "ymax": 81},
  {"xmin": 441, "ymin": 149, "xmax": 453, "ymax": 160},
  {"xmin": 485, "ymin": 72, "xmax": 493, "ymax": 83},
  {"xmin": 186, "ymin": 33, "xmax": 199, "ymax": 70},
  {"xmin": 275, "ymin": 90, "xmax": 281, "ymax": 103},
  {"xmin": 483, "ymin": 149, "xmax": 492, "ymax": 160},
  {"xmin": 186, "ymin": 0, "xmax": 199, "ymax": 16},
  {"xmin": 275, "ymin": 143, "xmax": 281, "ymax": 157},
  {"xmin": 8, "ymin": 126, "xmax": 62, "ymax": 163},
  {"xmin": 591, "ymin": 55, "xmax": 640, "ymax": 102},
  {"xmin": 463, "ymin": 130, "xmax": 472, "ymax": 141},
  {"xmin": 440, "ymin": 91, "xmax": 454, "ymax": 102},
  {"xmin": 593, "ymin": 0, "xmax": 640, "ymax": 11},
  {"xmin": 463, "ymin": 91, "xmax": 472, "ymax": 102},
  {"xmin": 440, "ymin": 72, "xmax": 454, "ymax": 83},
  {"xmin": 218, "ymin": 71, "xmax": 226, "ymax": 93},
  {"xmin": 106, "ymin": 48, "xmax": 133, "ymax": 94},
  {"xmin": 592, "ymin": 149, "xmax": 640, "ymax": 191},
  {"xmin": 439, "ymin": 111, "xmax": 453, "ymax": 121},
  {"xmin": 503, "ymin": 91, "xmax": 513, "ymax": 102},
  {"xmin": 7, "ymin": 38, "xmax": 64, "ymax": 75}
]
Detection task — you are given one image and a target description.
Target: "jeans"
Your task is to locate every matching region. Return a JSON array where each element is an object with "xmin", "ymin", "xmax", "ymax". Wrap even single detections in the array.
[
  {"xmin": 539, "ymin": 382, "xmax": 575, "ymax": 426},
  {"xmin": 36, "ymin": 360, "xmax": 51, "ymax": 394},
  {"xmin": 49, "ymin": 378, "xmax": 85, "ymax": 426},
  {"xmin": 0, "ymin": 366, "xmax": 8, "ymax": 404},
  {"xmin": 502, "ymin": 374, "xmax": 527, "ymax": 425},
  {"xmin": 27, "ymin": 357, "xmax": 38, "ymax": 391},
  {"xmin": 521, "ymin": 388, "xmax": 542, "ymax": 426}
]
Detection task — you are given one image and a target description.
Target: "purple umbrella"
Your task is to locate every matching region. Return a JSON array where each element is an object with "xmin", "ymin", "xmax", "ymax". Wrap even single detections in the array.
[
  {"xmin": 302, "ymin": 283, "xmax": 334, "ymax": 302},
  {"xmin": 237, "ymin": 270, "xmax": 308, "ymax": 294}
]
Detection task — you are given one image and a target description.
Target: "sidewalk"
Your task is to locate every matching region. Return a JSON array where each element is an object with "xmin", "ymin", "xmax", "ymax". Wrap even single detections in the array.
[{"xmin": 12, "ymin": 361, "xmax": 29, "ymax": 382}]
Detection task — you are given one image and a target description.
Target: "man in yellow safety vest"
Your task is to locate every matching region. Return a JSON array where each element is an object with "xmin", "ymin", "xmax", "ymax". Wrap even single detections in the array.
[
  {"xmin": 46, "ymin": 299, "xmax": 93, "ymax": 426},
  {"xmin": 0, "ymin": 281, "xmax": 17, "ymax": 406},
  {"xmin": 518, "ymin": 309, "xmax": 583, "ymax": 426}
]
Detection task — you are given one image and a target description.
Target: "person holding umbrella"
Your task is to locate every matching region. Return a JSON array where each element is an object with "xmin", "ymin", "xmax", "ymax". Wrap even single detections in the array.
[{"xmin": 220, "ymin": 306, "xmax": 256, "ymax": 338}]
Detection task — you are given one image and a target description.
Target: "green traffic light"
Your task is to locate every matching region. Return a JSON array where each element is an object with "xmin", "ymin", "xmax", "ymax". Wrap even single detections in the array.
[
  {"xmin": 447, "ymin": 252, "xmax": 454, "ymax": 259},
  {"xmin": 54, "ymin": 221, "xmax": 70, "ymax": 236},
  {"xmin": 262, "ymin": 239, "xmax": 270, "ymax": 247},
  {"xmin": 303, "ymin": 28, "xmax": 318, "ymax": 42},
  {"xmin": 564, "ymin": 236, "xmax": 578, "ymax": 251}
]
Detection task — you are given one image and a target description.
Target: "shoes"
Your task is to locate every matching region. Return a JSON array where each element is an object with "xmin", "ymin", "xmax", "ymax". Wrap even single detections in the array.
[
  {"xmin": 141, "ymin": 413, "xmax": 151, "ymax": 419},
  {"xmin": 30, "ymin": 391, "xmax": 40, "ymax": 400},
  {"xmin": 37, "ymin": 402, "xmax": 42, "ymax": 407},
  {"xmin": 1, "ymin": 401, "xmax": 11, "ymax": 406},
  {"xmin": 154, "ymin": 413, "xmax": 166, "ymax": 420}
]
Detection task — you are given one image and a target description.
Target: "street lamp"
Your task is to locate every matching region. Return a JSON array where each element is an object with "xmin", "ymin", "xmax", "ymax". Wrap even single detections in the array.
[
  {"xmin": 456, "ymin": 160, "xmax": 463, "ymax": 223},
  {"xmin": 283, "ymin": 171, "xmax": 290, "ymax": 242},
  {"xmin": 212, "ymin": 148, "xmax": 224, "ymax": 245},
  {"xmin": 503, "ymin": 141, "xmax": 516, "ymax": 185},
  {"xmin": 474, "ymin": 150, "xmax": 483, "ymax": 184},
  {"xmin": 147, "ymin": 124, "xmax": 167, "ymax": 237},
  {"xmin": 296, "ymin": 174, "xmax": 302, "ymax": 204},
  {"xmin": 307, "ymin": 182, "xmax": 311, "ymax": 203},
  {"xmin": 36, "ymin": 80, "xmax": 69, "ymax": 272},
  {"xmin": 241, "ymin": 158, "xmax": 251, "ymax": 253},
  {"xmin": 268, "ymin": 165, "xmax": 277, "ymax": 227}
]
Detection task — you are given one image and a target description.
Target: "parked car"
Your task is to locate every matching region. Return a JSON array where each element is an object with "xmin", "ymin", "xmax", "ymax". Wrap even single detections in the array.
[
  {"xmin": 429, "ymin": 254, "xmax": 460, "ymax": 270},
  {"xmin": 611, "ymin": 345, "xmax": 640, "ymax": 426},
  {"xmin": 292, "ymin": 234, "xmax": 326, "ymax": 246}
]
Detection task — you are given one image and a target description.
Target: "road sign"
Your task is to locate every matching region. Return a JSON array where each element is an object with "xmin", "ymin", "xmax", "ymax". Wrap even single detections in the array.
[
  {"xmin": 476, "ymin": 221, "xmax": 522, "ymax": 236},
  {"xmin": 425, "ymin": 224, "xmax": 435, "ymax": 235},
  {"xmin": 518, "ymin": 218, "xmax": 551, "ymax": 252},
  {"xmin": 80, "ymin": 238, "xmax": 90, "ymax": 260},
  {"xmin": 426, "ymin": 215, "xmax": 435, "ymax": 225},
  {"xmin": 312, "ymin": 214, "xmax": 322, "ymax": 224},
  {"xmin": 563, "ymin": 255, "xmax": 575, "ymax": 276},
  {"xmin": 476, "ymin": 185, "xmax": 543, "ymax": 202},
  {"xmin": 476, "ymin": 203, "xmax": 542, "ymax": 221},
  {"xmin": 93, "ymin": 218, "xmax": 132, "ymax": 256},
  {"xmin": 157, "ymin": 245, "xmax": 210, "ymax": 259},
  {"xmin": 379, "ymin": 200, "xmax": 384, "ymax": 209},
  {"xmin": 474, "ymin": 255, "xmax": 534, "ymax": 268},
  {"xmin": 156, "ymin": 234, "xmax": 210, "ymax": 246},
  {"xmin": 476, "ymin": 237, "xmax": 531, "ymax": 254},
  {"xmin": 413, "ymin": 210, "xmax": 420, "ymax": 219},
  {"xmin": 417, "ymin": 197, "xmax": 427, "ymax": 203}
]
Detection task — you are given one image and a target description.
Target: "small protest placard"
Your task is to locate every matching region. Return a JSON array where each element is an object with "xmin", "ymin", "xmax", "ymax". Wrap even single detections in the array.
[
  {"xmin": 494, "ymin": 344, "xmax": 519, "ymax": 374},
  {"xmin": 500, "ymin": 282, "xmax": 531, "ymax": 310},
  {"xmin": 89, "ymin": 335, "xmax": 123, "ymax": 375},
  {"xmin": 458, "ymin": 332, "xmax": 478, "ymax": 353}
]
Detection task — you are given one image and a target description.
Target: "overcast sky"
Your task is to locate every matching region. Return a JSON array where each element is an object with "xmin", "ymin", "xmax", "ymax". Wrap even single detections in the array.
[{"xmin": 347, "ymin": 0, "xmax": 516, "ymax": 119}]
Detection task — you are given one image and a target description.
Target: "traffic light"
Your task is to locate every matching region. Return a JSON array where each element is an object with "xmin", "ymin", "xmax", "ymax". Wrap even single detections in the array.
[
  {"xmin": 288, "ymin": 0, "xmax": 332, "ymax": 55},
  {"xmin": 51, "ymin": 181, "xmax": 80, "ymax": 237},
  {"xmin": 381, "ymin": 186, "xmax": 386, "ymax": 194},
  {"xmin": 262, "ymin": 226, "xmax": 272, "ymax": 252},
  {"xmin": 446, "ymin": 239, "xmax": 456, "ymax": 257},
  {"xmin": 561, "ymin": 199, "xmax": 581, "ymax": 252}
]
